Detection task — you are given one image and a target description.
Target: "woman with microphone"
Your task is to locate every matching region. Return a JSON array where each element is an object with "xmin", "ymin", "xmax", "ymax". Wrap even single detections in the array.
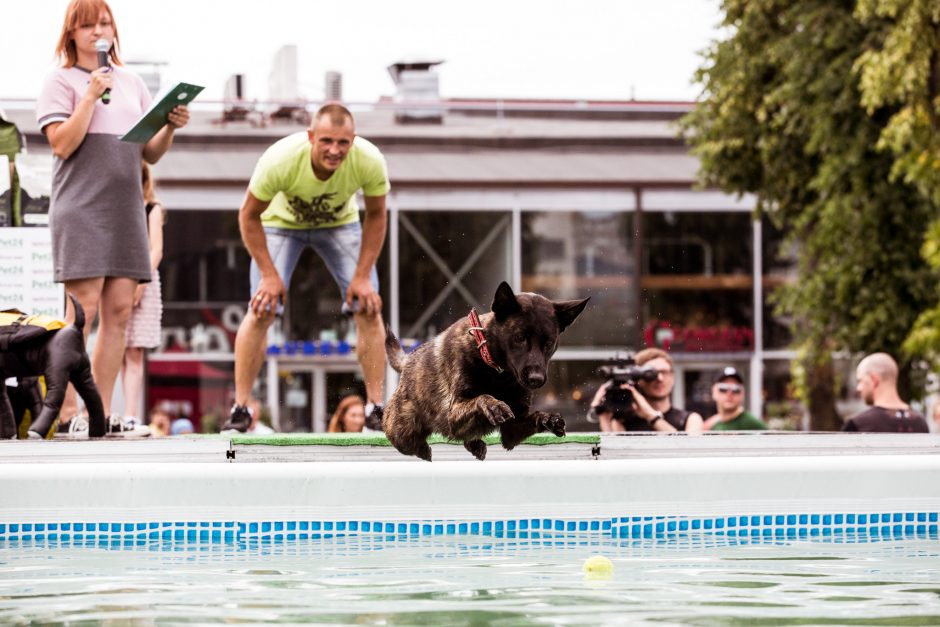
[{"xmin": 35, "ymin": 0, "xmax": 189, "ymax": 436}]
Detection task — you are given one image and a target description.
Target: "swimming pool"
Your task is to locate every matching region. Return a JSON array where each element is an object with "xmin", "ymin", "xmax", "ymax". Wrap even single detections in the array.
[{"xmin": 1, "ymin": 433, "xmax": 939, "ymax": 623}]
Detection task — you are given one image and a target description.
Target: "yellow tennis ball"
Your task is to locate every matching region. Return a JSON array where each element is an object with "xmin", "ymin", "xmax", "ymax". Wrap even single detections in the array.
[{"xmin": 582, "ymin": 555, "xmax": 614, "ymax": 576}]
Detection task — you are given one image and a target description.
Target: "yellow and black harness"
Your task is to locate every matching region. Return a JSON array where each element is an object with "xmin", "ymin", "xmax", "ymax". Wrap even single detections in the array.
[{"xmin": 0, "ymin": 310, "xmax": 67, "ymax": 351}]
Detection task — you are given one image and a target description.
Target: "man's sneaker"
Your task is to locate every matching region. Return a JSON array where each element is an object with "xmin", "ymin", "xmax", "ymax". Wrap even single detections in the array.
[
  {"xmin": 106, "ymin": 414, "xmax": 151, "ymax": 437},
  {"xmin": 364, "ymin": 402, "xmax": 384, "ymax": 431},
  {"xmin": 221, "ymin": 404, "xmax": 252, "ymax": 433}
]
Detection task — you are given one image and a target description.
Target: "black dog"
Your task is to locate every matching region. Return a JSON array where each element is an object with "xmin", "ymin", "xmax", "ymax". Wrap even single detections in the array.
[
  {"xmin": 381, "ymin": 282, "xmax": 588, "ymax": 461},
  {"xmin": 0, "ymin": 294, "xmax": 106, "ymax": 439}
]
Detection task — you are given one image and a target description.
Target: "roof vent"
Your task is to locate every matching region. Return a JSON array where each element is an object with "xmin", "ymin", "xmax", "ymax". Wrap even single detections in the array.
[
  {"xmin": 126, "ymin": 59, "xmax": 166, "ymax": 97},
  {"xmin": 387, "ymin": 60, "xmax": 444, "ymax": 124},
  {"xmin": 325, "ymin": 71, "xmax": 343, "ymax": 102},
  {"xmin": 222, "ymin": 73, "xmax": 251, "ymax": 122},
  {"xmin": 268, "ymin": 45, "xmax": 309, "ymax": 124}
]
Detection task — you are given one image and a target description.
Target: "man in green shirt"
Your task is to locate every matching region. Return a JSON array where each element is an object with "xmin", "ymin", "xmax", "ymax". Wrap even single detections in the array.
[
  {"xmin": 704, "ymin": 366, "xmax": 768, "ymax": 431},
  {"xmin": 222, "ymin": 104, "xmax": 390, "ymax": 432}
]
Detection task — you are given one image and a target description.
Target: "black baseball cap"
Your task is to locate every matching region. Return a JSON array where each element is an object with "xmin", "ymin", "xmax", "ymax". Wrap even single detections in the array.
[{"xmin": 714, "ymin": 366, "xmax": 744, "ymax": 384}]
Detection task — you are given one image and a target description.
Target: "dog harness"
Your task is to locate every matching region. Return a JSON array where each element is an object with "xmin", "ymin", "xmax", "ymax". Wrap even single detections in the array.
[
  {"xmin": 467, "ymin": 308, "xmax": 504, "ymax": 373},
  {"xmin": 0, "ymin": 310, "xmax": 66, "ymax": 351}
]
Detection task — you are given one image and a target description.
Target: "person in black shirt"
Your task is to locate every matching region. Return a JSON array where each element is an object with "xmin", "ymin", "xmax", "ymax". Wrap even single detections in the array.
[
  {"xmin": 843, "ymin": 352, "xmax": 928, "ymax": 433},
  {"xmin": 589, "ymin": 348, "xmax": 703, "ymax": 433}
]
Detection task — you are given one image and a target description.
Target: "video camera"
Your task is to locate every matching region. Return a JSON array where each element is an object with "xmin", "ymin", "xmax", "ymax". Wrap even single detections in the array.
[
  {"xmin": 597, "ymin": 352, "xmax": 659, "ymax": 386},
  {"xmin": 588, "ymin": 352, "xmax": 660, "ymax": 422}
]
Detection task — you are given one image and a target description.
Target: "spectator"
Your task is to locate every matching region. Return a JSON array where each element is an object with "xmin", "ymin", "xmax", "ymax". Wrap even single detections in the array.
[
  {"xmin": 170, "ymin": 417, "xmax": 194, "ymax": 436},
  {"xmin": 37, "ymin": 0, "xmax": 188, "ymax": 434},
  {"xmin": 222, "ymin": 103, "xmax": 389, "ymax": 433},
  {"xmin": 703, "ymin": 367, "xmax": 768, "ymax": 431},
  {"xmin": 843, "ymin": 353, "xmax": 928, "ymax": 433},
  {"xmin": 327, "ymin": 394, "xmax": 366, "ymax": 433},
  {"xmin": 932, "ymin": 401, "xmax": 940, "ymax": 434},
  {"xmin": 120, "ymin": 162, "xmax": 165, "ymax": 428},
  {"xmin": 147, "ymin": 405, "xmax": 172, "ymax": 437},
  {"xmin": 590, "ymin": 348, "xmax": 703, "ymax": 433}
]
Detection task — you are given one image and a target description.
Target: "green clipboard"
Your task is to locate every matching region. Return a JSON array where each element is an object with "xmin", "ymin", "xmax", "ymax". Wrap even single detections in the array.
[{"xmin": 119, "ymin": 82, "xmax": 204, "ymax": 143}]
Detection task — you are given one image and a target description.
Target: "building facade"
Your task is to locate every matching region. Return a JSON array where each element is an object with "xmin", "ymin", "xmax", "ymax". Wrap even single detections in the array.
[{"xmin": 7, "ymin": 98, "xmax": 804, "ymax": 432}]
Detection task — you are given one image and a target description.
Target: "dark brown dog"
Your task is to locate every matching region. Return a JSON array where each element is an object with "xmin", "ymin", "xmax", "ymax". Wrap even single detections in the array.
[{"xmin": 382, "ymin": 282, "xmax": 588, "ymax": 461}]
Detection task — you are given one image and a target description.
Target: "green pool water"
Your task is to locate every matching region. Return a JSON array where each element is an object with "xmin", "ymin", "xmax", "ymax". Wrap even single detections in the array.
[{"xmin": 1, "ymin": 534, "xmax": 939, "ymax": 625}]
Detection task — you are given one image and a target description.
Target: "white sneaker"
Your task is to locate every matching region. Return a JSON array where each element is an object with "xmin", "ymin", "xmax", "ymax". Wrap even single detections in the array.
[
  {"xmin": 45, "ymin": 415, "xmax": 89, "ymax": 440},
  {"xmin": 107, "ymin": 414, "xmax": 151, "ymax": 437},
  {"xmin": 70, "ymin": 415, "xmax": 89, "ymax": 435}
]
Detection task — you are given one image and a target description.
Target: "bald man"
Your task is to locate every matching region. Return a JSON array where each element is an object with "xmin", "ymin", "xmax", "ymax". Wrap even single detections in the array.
[{"xmin": 843, "ymin": 353, "xmax": 928, "ymax": 433}]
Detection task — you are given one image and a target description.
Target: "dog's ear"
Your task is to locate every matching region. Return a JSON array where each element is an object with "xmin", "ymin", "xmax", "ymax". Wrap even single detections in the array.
[
  {"xmin": 554, "ymin": 297, "xmax": 589, "ymax": 332},
  {"xmin": 492, "ymin": 281, "xmax": 521, "ymax": 320}
]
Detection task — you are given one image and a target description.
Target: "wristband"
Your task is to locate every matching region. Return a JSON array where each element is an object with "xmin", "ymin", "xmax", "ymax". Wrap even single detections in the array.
[{"xmin": 649, "ymin": 411, "xmax": 664, "ymax": 426}]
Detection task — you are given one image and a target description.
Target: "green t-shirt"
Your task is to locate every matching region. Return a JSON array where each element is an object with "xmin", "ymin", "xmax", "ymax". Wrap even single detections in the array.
[
  {"xmin": 249, "ymin": 132, "xmax": 390, "ymax": 230},
  {"xmin": 710, "ymin": 410, "xmax": 768, "ymax": 431}
]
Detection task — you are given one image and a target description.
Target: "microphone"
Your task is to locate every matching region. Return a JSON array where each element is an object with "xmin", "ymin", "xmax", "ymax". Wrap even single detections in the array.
[{"xmin": 95, "ymin": 38, "xmax": 111, "ymax": 105}]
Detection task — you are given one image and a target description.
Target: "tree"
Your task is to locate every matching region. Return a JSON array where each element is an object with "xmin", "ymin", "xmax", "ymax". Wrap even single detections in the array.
[
  {"xmin": 680, "ymin": 0, "xmax": 938, "ymax": 429},
  {"xmin": 852, "ymin": 0, "xmax": 940, "ymax": 364}
]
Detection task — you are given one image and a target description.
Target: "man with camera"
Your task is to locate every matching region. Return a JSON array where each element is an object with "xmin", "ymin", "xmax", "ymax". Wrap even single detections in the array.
[
  {"xmin": 702, "ymin": 366, "xmax": 768, "ymax": 431},
  {"xmin": 589, "ymin": 348, "xmax": 704, "ymax": 433}
]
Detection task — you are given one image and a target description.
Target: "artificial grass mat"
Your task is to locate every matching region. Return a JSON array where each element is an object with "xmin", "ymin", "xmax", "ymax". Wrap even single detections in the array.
[{"xmin": 230, "ymin": 431, "xmax": 599, "ymax": 447}]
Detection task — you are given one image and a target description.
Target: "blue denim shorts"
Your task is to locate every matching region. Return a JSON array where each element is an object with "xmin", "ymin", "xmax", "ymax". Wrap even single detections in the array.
[{"xmin": 249, "ymin": 222, "xmax": 379, "ymax": 314}]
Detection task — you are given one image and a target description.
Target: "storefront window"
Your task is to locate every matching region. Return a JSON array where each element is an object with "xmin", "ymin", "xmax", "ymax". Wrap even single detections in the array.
[
  {"xmin": 159, "ymin": 210, "xmax": 250, "ymax": 354},
  {"xmin": 521, "ymin": 211, "xmax": 636, "ymax": 347},
  {"xmin": 762, "ymin": 217, "xmax": 797, "ymax": 349},
  {"xmin": 641, "ymin": 211, "xmax": 753, "ymax": 352},
  {"xmin": 397, "ymin": 210, "xmax": 512, "ymax": 341}
]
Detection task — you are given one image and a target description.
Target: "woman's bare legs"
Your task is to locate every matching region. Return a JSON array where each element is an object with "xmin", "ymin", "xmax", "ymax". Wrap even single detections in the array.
[
  {"xmin": 59, "ymin": 278, "xmax": 105, "ymax": 422},
  {"xmin": 122, "ymin": 346, "xmax": 145, "ymax": 419},
  {"xmin": 93, "ymin": 277, "xmax": 137, "ymax": 415}
]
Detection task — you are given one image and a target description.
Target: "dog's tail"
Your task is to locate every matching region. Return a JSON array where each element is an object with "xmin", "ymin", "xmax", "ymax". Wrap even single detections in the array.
[
  {"xmin": 66, "ymin": 293, "xmax": 85, "ymax": 331},
  {"xmin": 385, "ymin": 326, "xmax": 406, "ymax": 373}
]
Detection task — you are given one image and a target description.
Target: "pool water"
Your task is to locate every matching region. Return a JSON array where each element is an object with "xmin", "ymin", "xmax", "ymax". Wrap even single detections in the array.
[{"xmin": 1, "ymin": 534, "xmax": 939, "ymax": 625}]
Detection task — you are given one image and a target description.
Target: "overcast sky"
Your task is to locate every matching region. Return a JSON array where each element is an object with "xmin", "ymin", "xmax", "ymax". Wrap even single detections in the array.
[{"xmin": 2, "ymin": 0, "xmax": 724, "ymax": 104}]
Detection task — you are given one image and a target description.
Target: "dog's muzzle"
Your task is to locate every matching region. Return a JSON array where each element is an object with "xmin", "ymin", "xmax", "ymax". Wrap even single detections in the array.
[{"xmin": 523, "ymin": 369, "xmax": 546, "ymax": 389}]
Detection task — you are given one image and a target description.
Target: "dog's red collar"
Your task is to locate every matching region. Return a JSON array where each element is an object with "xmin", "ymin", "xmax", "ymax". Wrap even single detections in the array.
[{"xmin": 467, "ymin": 308, "xmax": 504, "ymax": 373}]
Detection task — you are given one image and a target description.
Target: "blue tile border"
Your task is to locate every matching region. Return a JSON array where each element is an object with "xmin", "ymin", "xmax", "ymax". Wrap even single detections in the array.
[{"xmin": 0, "ymin": 512, "xmax": 937, "ymax": 544}]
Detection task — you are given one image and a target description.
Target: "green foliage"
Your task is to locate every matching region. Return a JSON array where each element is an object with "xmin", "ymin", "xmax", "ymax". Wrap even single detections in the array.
[
  {"xmin": 854, "ymin": 0, "xmax": 940, "ymax": 365},
  {"xmin": 681, "ymin": 0, "xmax": 940, "ymax": 407}
]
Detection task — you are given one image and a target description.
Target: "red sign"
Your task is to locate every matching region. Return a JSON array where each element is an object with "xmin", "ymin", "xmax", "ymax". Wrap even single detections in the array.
[{"xmin": 644, "ymin": 320, "xmax": 754, "ymax": 352}]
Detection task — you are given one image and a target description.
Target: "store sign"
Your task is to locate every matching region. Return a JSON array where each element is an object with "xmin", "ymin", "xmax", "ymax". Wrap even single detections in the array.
[
  {"xmin": 0, "ymin": 227, "xmax": 63, "ymax": 317},
  {"xmin": 644, "ymin": 320, "xmax": 754, "ymax": 352},
  {"xmin": 160, "ymin": 305, "xmax": 243, "ymax": 354}
]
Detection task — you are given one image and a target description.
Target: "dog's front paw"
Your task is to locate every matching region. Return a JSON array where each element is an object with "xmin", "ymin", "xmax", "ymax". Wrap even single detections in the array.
[
  {"xmin": 536, "ymin": 412, "xmax": 566, "ymax": 437},
  {"xmin": 477, "ymin": 396, "xmax": 514, "ymax": 426}
]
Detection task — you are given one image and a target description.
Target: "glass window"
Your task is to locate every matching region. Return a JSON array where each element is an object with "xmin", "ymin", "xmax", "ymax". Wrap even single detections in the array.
[
  {"xmin": 397, "ymin": 211, "xmax": 512, "ymax": 341},
  {"xmin": 161, "ymin": 210, "xmax": 249, "ymax": 305},
  {"xmin": 641, "ymin": 211, "xmax": 753, "ymax": 352},
  {"xmin": 762, "ymin": 217, "xmax": 797, "ymax": 349},
  {"xmin": 522, "ymin": 211, "xmax": 636, "ymax": 347},
  {"xmin": 158, "ymin": 210, "xmax": 251, "ymax": 355}
]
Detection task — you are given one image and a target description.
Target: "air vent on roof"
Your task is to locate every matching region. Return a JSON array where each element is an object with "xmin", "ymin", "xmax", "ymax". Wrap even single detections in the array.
[
  {"xmin": 268, "ymin": 45, "xmax": 309, "ymax": 124},
  {"xmin": 222, "ymin": 73, "xmax": 250, "ymax": 122},
  {"xmin": 387, "ymin": 60, "xmax": 444, "ymax": 124},
  {"xmin": 325, "ymin": 71, "xmax": 343, "ymax": 102},
  {"xmin": 126, "ymin": 59, "xmax": 166, "ymax": 97}
]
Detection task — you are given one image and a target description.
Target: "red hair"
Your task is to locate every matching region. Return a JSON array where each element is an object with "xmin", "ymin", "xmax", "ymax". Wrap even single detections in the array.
[
  {"xmin": 327, "ymin": 395, "xmax": 364, "ymax": 433},
  {"xmin": 55, "ymin": 0, "xmax": 122, "ymax": 67}
]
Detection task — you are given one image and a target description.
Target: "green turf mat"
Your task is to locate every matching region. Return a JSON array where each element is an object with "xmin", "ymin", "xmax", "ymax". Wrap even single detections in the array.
[{"xmin": 230, "ymin": 432, "xmax": 599, "ymax": 447}]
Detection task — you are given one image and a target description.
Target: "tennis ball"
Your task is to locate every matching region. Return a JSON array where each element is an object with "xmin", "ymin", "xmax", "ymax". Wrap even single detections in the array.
[{"xmin": 582, "ymin": 555, "xmax": 614, "ymax": 577}]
